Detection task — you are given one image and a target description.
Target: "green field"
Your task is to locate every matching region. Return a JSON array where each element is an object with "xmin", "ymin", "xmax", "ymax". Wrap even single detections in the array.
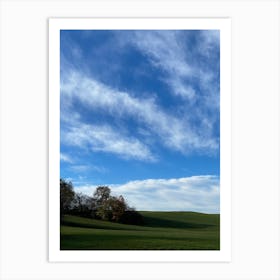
[{"xmin": 60, "ymin": 211, "xmax": 220, "ymax": 250}]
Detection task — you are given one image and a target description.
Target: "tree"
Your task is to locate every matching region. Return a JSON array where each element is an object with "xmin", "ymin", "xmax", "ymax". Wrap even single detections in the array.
[
  {"xmin": 74, "ymin": 192, "xmax": 84, "ymax": 212},
  {"xmin": 93, "ymin": 186, "xmax": 111, "ymax": 203},
  {"xmin": 73, "ymin": 192, "xmax": 88, "ymax": 212},
  {"xmin": 59, "ymin": 181, "xmax": 144, "ymax": 225},
  {"xmin": 71, "ymin": 192, "xmax": 96, "ymax": 218},
  {"xmin": 109, "ymin": 195, "xmax": 127, "ymax": 222},
  {"xmin": 60, "ymin": 178, "xmax": 75, "ymax": 218},
  {"xmin": 93, "ymin": 186, "xmax": 111, "ymax": 220},
  {"xmin": 93, "ymin": 187, "xmax": 129, "ymax": 222}
]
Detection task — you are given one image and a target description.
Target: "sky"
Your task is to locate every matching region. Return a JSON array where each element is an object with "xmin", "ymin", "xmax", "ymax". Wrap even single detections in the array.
[{"xmin": 60, "ymin": 30, "xmax": 220, "ymax": 213}]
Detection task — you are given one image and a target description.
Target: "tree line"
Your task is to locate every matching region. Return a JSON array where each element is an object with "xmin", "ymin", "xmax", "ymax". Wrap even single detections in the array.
[{"xmin": 60, "ymin": 178, "xmax": 144, "ymax": 225}]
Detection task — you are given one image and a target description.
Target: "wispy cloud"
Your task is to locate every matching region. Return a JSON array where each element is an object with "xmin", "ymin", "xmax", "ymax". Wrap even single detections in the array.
[
  {"xmin": 128, "ymin": 31, "xmax": 196, "ymax": 100},
  {"xmin": 69, "ymin": 164, "xmax": 107, "ymax": 173},
  {"xmin": 124, "ymin": 30, "xmax": 219, "ymax": 102},
  {"xmin": 75, "ymin": 175, "xmax": 220, "ymax": 213},
  {"xmin": 198, "ymin": 30, "xmax": 220, "ymax": 57},
  {"xmin": 60, "ymin": 153, "xmax": 73, "ymax": 163},
  {"xmin": 61, "ymin": 69, "xmax": 218, "ymax": 157},
  {"xmin": 122, "ymin": 30, "xmax": 220, "ymax": 129},
  {"xmin": 61, "ymin": 121, "xmax": 155, "ymax": 161}
]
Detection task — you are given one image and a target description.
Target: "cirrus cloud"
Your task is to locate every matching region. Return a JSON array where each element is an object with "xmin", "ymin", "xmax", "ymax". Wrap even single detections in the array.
[{"xmin": 61, "ymin": 69, "xmax": 218, "ymax": 160}]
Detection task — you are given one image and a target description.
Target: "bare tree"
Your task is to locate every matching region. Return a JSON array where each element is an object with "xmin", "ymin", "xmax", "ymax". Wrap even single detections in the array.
[{"xmin": 60, "ymin": 178, "xmax": 75, "ymax": 218}]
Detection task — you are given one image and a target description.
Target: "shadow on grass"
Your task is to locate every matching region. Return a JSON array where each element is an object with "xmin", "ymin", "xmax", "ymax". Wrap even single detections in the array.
[
  {"xmin": 62, "ymin": 216, "xmax": 216, "ymax": 231},
  {"xmin": 61, "ymin": 220, "xmax": 142, "ymax": 231},
  {"xmin": 142, "ymin": 216, "xmax": 215, "ymax": 229}
]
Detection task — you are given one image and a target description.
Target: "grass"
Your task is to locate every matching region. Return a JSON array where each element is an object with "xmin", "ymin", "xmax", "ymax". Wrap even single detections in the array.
[{"xmin": 60, "ymin": 211, "xmax": 220, "ymax": 250}]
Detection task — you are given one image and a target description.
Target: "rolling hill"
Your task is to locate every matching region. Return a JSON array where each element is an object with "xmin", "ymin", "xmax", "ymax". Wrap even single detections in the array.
[{"xmin": 60, "ymin": 211, "xmax": 220, "ymax": 250}]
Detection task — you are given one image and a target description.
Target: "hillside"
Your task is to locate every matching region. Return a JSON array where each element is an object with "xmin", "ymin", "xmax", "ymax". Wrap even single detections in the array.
[{"xmin": 60, "ymin": 211, "xmax": 220, "ymax": 250}]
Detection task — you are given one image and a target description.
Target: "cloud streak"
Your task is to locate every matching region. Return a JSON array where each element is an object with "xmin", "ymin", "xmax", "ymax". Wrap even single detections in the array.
[
  {"xmin": 121, "ymin": 30, "xmax": 220, "ymax": 136},
  {"xmin": 61, "ymin": 121, "xmax": 155, "ymax": 161},
  {"xmin": 60, "ymin": 153, "xmax": 73, "ymax": 163},
  {"xmin": 69, "ymin": 164, "xmax": 107, "ymax": 173},
  {"xmin": 129, "ymin": 31, "xmax": 196, "ymax": 99},
  {"xmin": 124, "ymin": 30, "xmax": 219, "ymax": 104},
  {"xmin": 61, "ymin": 69, "xmax": 218, "ymax": 159}
]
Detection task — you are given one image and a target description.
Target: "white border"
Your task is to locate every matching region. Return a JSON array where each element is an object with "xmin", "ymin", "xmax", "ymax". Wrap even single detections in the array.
[
  {"xmin": 1, "ymin": 1, "xmax": 279, "ymax": 279},
  {"xmin": 49, "ymin": 18, "xmax": 231, "ymax": 262}
]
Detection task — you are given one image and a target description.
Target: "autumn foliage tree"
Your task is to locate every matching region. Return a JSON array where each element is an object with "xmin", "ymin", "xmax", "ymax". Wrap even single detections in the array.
[
  {"xmin": 60, "ymin": 179, "xmax": 144, "ymax": 225},
  {"xmin": 94, "ymin": 187, "xmax": 128, "ymax": 222}
]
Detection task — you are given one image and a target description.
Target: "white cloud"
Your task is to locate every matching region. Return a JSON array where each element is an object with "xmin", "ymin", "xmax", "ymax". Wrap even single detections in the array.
[
  {"xmin": 125, "ymin": 30, "xmax": 220, "ymax": 116},
  {"xmin": 128, "ymin": 31, "xmax": 196, "ymax": 100},
  {"xmin": 60, "ymin": 30, "xmax": 220, "ymax": 161},
  {"xmin": 61, "ymin": 70, "xmax": 218, "ymax": 156},
  {"xmin": 198, "ymin": 30, "xmax": 220, "ymax": 56},
  {"xmin": 126, "ymin": 31, "xmax": 219, "ymax": 100},
  {"xmin": 69, "ymin": 164, "xmax": 107, "ymax": 173},
  {"xmin": 60, "ymin": 153, "xmax": 73, "ymax": 163},
  {"xmin": 75, "ymin": 175, "xmax": 220, "ymax": 213},
  {"xmin": 61, "ymin": 122, "xmax": 155, "ymax": 161}
]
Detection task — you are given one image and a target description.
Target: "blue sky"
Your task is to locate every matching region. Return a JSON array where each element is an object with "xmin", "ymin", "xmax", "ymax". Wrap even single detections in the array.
[{"xmin": 60, "ymin": 30, "xmax": 220, "ymax": 213}]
